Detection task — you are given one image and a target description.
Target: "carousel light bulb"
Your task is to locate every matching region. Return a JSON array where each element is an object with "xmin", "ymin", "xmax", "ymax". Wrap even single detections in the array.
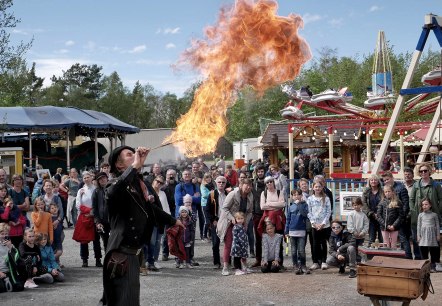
[
  {"xmin": 326, "ymin": 138, "xmax": 329, "ymax": 142},
  {"xmin": 303, "ymin": 130, "xmax": 307, "ymax": 135},
  {"xmin": 324, "ymin": 130, "xmax": 328, "ymax": 135},
  {"xmin": 339, "ymin": 138, "xmax": 343, "ymax": 143},
  {"xmin": 362, "ymin": 130, "xmax": 366, "ymax": 134},
  {"xmin": 334, "ymin": 129, "xmax": 337, "ymax": 134},
  {"xmin": 379, "ymin": 132, "xmax": 383, "ymax": 136},
  {"xmin": 313, "ymin": 131, "xmax": 317, "ymax": 136},
  {"xmin": 354, "ymin": 135, "xmax": 358, "ymax": 140},
  {"xmin": 369, "ymin": 130, "xmax": 373, "ymax": 135},
  {"xmin": 344, "ymin": 132, "xmax": 347, "ymax": 136},
  {"xmin": 405, "ymin": 131, "xmax": 408, "ymax": 135},
  {"xmin": 312, "ymin": 136, "xmax": 315, "ymax": 140}
]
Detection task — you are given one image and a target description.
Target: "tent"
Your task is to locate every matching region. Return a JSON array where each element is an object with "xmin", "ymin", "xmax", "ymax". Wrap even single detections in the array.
[
  {"xmin": 390, "ymin": 124, "xmax": 442, "ymax": 147},
  {"xmin": 0, "ymin": 106, "xmax": 140, "ymax": 170}
]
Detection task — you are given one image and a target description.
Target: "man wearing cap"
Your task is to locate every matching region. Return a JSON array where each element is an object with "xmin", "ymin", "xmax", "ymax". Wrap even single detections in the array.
[
  {"xmin": 100, "ymin": 146, "xmax": 183, "ymax": 306},
  {"xmin": 92, "ymin": 172, "xmax": 110, "ymax": 251}
]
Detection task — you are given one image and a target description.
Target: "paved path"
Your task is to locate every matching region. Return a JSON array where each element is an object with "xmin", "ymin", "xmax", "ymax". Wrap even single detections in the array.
[{"xmin": 2, "ymin": 226, "xmax": 442, "ymax": 306}]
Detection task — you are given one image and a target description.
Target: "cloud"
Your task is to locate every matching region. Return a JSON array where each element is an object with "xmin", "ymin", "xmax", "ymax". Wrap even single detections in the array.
[
  {"xmin": 156, "ymin": 27, "xmax": 181, "ymax": 35},
  {"xmin": 65, "ymin": 40, "xmax": 75, "ymax": 46},
  {"xmin": 302, "ymin": 13, "xmax": 322, "ymax": 25},
  {"xmin": 165, "ymin": 43, "xmax": 176, "ymax": 49},
  {"xmin": 55, "ymin": 49, "xmax": 69, "ymax": 54},
  {"xmin": 128, "ymin": 45, "xmax": 146, "ymax": 54},
  {"xmin": 12, "ymin": 29, "xmax": 29, "ymax": 35},
  {"xmin": 133, "ymin": 59, "xmax": 171, "ymax": 66},
  {"xmin": 329, "ymin": 18, "xmax": 343, "ymax": 28},
  {"xmin": 369, "ymin": 5, "xmax": 381, "ymax": 12},
  {"xmin": 84, "ymin": 41, "xmax": 97, "ymax": 51}
]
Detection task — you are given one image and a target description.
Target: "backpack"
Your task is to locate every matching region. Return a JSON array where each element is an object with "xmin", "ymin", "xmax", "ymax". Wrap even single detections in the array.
[{"xmin": 264, "ymin": 189, "xmax": 280, "ymax": 200}]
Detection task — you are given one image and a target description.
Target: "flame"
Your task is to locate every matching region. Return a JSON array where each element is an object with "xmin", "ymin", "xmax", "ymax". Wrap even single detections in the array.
[{"xmin": 166, "ymin": 0, "xmax": 311, "ymax": 156}]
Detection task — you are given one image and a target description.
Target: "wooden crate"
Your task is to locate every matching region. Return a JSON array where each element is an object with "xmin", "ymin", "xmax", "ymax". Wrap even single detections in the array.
[{"xmin": 357, "ymin": 256, "xmax": 430, "ymax": 299}]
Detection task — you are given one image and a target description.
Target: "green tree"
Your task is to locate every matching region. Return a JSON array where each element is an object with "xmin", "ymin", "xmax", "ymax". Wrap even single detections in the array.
[
  {"xmin": 0, "ymin": 59, "xmax": 43, "ymax": 106},
  {"xmin": 51, "ymin": 63, "xmax": 103, "ymax": 108},
  {"xmin": 0, "ymin": 0, "xmax": 32, "ymax": 73}
]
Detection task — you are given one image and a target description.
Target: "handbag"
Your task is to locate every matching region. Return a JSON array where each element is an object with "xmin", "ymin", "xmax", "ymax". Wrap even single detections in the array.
[{"xmin": 106, "ymin": 251, "xmax": 128, "ymax": 279}]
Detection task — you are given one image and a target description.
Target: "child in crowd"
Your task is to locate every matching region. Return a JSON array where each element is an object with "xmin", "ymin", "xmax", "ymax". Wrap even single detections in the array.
[
  {"xmin": 417, "ymin": 198, "xmax": 440, "ymax": 272},
  {"xmin": 261, "ymin": 222, "xmax": 283, "ymax": 273},
  {"xmin": 346, "ymin": 197, "xmax": 369, "ymax": 262},
  {"xmin": 326, "ymin": 220, "xmax": 357, "ymax": 278},
  {"xmin": 178, "ymin": 206, "xmax": 195, "ymax": 269},
  {"xmin": 2, "ymin": 197, "xmax": 26, "ymax": 248},
  {"xmin": 0, "ymin": 223, "xmax": 25, "ymax": 292},
  {"xmin": 0, "ymin": 183, "xmax": 8, "ymax": 206},
  {"xmin": 307, "ymin": 182, "xmax": 331, "ymax": 270},
  {"xmin": 376, "ymin": 185, "xmax": 403, "ymax": 249},
  {"xmin": 285, "ymin": 189, "xmax": 309, "ymax": 275},
  {"xmin": 19, "ymin": 228, "xmax": 52, "ymax": 288},
  {"xmin": 31, "ymin": 197, "xmax": 54, "ymax": 244},
  {"xmin": 200, "ymin": 173, "xmax": 214, "ymax": 241},
  {"xmin": 182, "ymin": 194, "xmax": 197, "ymax": 267},
  {"xmin": 49, "ymin": 203, "xmax": 64, "ymax": 266},
  {"xmin": 36, "ymin": 233, "xmax": 65, "ymax": 282},
  {"xmin": 230, "ymin": 212, "xmax": 250, "ymax": 276}
]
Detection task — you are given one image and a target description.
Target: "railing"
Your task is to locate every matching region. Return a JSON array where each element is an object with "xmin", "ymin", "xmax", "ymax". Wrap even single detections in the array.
[{"xmin": 289, "ymin": 177, "xmax": 367, "ymax": 222}]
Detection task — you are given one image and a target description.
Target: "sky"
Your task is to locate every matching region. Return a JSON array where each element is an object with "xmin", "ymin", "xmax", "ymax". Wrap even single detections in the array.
[{"xmin": 9, "ymin": 0, "xmax": 442, "ymax": 98}]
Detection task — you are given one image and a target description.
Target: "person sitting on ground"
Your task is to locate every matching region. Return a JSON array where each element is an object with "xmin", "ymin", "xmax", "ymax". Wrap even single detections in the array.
[
  {"xmin": 261, "ymin": 222, "xmax": 283, "ymax": 273},
  {"xmin": 0, "ymin": 223, "xmax": 25, "ymax": 292},
  {"xmin": 36, "ymin": 233, "xmax": 64, "ymax": 282},
  {"xmin": 326, "ymin": 220, "xmax": 357, "ymax": 278},
  {"xmin": 19, "ymin": 228, "xmax": 52, "ymax": 288}
]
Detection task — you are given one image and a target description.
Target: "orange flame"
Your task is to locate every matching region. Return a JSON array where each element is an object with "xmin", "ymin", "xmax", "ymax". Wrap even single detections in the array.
[{"xmin": 166, "ymin": 0, "xmax": 311, "ymax": 156}]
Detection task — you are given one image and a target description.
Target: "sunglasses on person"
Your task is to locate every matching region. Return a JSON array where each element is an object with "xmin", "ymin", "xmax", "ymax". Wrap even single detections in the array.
[
  {"xmin": 419, "ymin": 169, "xmax": 429, "ymax": 173},
  {"xmin": 331, "ymin": 226, "xmax": 341, "ymax": 230},
  {"xmin": 155, "ymin": 179, "xmax": 164, "ymax": 185},
  {"xmin": 217, "ymin": 181, "xmax": 226, "ymax": 184},
  {"xmin": 266, "ymin": 181, "xmax": 274, "ymax": 184}
]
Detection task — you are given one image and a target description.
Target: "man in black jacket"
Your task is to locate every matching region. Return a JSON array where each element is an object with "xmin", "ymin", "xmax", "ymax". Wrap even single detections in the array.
[
  {"xmin": 99, "ymin": 146, "xmax": 183, "ymax": 306},
  {"xmin": 161, "ymin": 168, "xmax": 178, "ymax": 261},
  {"xmin": 251, "ymin": 165, "xmax": 266, "ymax": 267},
  {"xmin": 92, "ymin": 172, "xmax": 110, "ymax": 254},
  {"xmin": 204, "ymin": 175, "xmax": 228, "ymax": 269}
]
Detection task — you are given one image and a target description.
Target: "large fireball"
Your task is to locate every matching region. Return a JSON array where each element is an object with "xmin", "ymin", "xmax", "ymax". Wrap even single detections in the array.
[{"xmin": 166, "ymin": 0, "xmax": 311, "ymax": 156}]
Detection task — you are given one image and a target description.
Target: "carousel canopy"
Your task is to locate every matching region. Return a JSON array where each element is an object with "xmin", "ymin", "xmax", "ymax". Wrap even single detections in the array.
[{"xmin": 0, "ymin": 106, "xmax": 139, "ymax": 136}]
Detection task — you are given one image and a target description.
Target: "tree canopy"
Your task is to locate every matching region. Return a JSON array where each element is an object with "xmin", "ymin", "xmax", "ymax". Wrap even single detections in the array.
[{"xmin": 0, "ymin": 0, "xmax": 440, "ymax": 144}]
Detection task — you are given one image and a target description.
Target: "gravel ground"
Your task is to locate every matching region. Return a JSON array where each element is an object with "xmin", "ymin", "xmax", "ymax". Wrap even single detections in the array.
[{"xmin": 2, "ymin": 224, "xmax": 441, "ymax": 306}]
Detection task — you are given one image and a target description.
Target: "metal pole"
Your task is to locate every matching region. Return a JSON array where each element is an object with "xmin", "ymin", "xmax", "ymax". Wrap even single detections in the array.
[
  {"xmin": 94, "ymin": 129, "xmax": 99, "ymax": 171},
  {"xmin": 372, "ymin": 50, "xmax": 423, "ymax": 173},
  {"xmin": 66, "ymin": 129, "xmax": 71, "ymax": 172},
  {"xmin": 288, "ymin": 126, "xmax": 294, "ymax": 192},
  {"xmin": 367, "ymin": 128, "xmax": 372, "ymax": 173},
  {"xmin": 28, "ymin": 131, "xmax": 32, "ymax": 170},
  {"xmin": 416, "ymin": 98, "xmax": 442, "ymax": 166},
  {"xmin": 328, "ymin": 128, "xmax": 334, "ymax": 175},
  {"xmin": 400, "ymin": 133, "xmax": 405, "ymax": 178}
]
